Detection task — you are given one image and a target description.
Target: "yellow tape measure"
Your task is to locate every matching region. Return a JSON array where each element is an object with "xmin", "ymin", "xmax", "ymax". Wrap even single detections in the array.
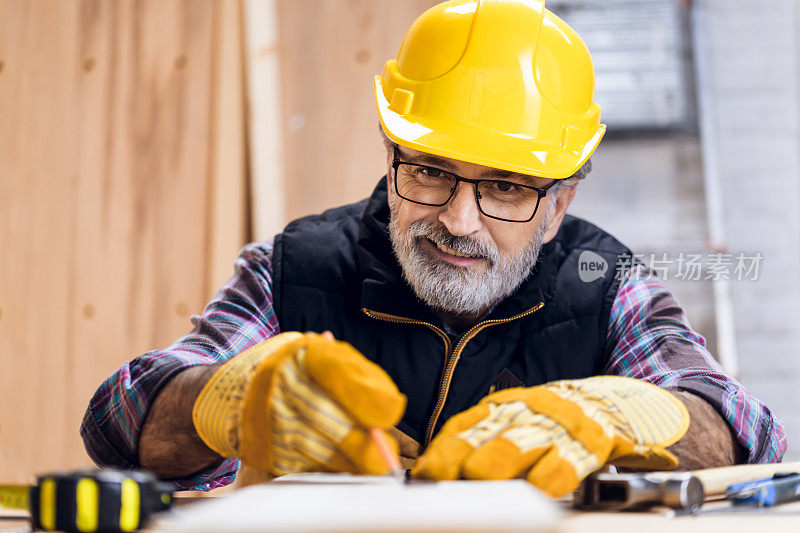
[
  {"xmin": 1, "ymin": 469, "xmax": 172, "ymax": 532},
  {"xmin": 0, "ymin": 484, "xmax": 29, "ymax": 510}
]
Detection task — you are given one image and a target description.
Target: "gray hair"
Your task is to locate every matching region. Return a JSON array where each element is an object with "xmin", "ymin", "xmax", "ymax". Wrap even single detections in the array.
[{"xmin": 378, "ymin": 125, "xmax": 592, "ymax": 195}]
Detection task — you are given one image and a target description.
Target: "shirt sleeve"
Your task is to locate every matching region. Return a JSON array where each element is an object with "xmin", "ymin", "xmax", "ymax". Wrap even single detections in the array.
[
  {"xmin": 79, "ymin": 242, "xmax": 280, "ymax": 490},
  {"xmin": 603, "ymin": 266, "xmax": 787, "ymax": 463}
]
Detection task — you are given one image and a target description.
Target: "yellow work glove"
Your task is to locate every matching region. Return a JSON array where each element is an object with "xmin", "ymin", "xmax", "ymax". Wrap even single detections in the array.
[
  {"xmin": 413, "ymin": 376, "xmax": 689, "ymax": 497},
  {"xmin": 192, "ymin": 332, "xmax": 407, "ymax": 476}
]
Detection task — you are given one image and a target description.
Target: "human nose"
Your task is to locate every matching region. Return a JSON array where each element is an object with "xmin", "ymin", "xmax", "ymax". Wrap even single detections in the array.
[{"xmin": 438, "ymin": 181, "xmax": 483, "ymax": 236}]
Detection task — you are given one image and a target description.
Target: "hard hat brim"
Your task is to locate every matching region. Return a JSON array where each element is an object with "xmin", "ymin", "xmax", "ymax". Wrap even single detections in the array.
[{"xmin": 375, "ymin": 76, "xmax": 605, "ymax": 180}]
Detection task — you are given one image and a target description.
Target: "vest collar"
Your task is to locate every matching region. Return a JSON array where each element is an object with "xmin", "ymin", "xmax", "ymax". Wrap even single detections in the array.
[{"xmin": 357, "ymin": 177, "xmax": 552, "ymax": 324}]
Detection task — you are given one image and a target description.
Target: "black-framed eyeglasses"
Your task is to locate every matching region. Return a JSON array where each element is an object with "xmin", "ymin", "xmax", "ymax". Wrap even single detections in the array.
[{"xmin": 391, "ymin": 149, "xmax": 556, "ymax": 223}]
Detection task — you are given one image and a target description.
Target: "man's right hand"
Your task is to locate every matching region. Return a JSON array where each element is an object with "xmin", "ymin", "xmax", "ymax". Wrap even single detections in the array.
[{"xmin": 191, "ymin": 332, "xmax": 407, "ymax": 477}]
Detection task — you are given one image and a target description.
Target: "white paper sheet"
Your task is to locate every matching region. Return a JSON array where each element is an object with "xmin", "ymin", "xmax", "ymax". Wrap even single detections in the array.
[{"xmin": 164, "ymin": 474, "xmax": 560, "ymax": 532}]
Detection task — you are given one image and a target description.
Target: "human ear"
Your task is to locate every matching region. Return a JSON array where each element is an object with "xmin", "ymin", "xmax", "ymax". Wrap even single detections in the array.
[{"xmin": 541, "ymin": 185, "xmax": 577, "ymax": 243}]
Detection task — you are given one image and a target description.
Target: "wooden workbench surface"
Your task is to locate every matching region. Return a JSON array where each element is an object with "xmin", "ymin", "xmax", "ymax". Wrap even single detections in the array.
[
  {"xmin": 5, "ymin": 496, "xmax": 799, "ymax": 531},
  {"xmin": 561, "ymin": 500, "xmax": 800, "ymax": 531}
]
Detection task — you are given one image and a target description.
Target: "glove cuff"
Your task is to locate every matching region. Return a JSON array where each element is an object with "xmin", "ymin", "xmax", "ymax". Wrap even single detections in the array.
[
  {"xmin": 545, "ymin": 376, "xmax": 690, "ymax": 457},
  {"xmin": 192, "ymin": 332, "xmax": 304, "ymax": 457}
]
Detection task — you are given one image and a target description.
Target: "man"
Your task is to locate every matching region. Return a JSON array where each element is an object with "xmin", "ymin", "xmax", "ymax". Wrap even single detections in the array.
[{"xmin": 81, "ymin": 0, "xmax": 785, "ymax": 497}]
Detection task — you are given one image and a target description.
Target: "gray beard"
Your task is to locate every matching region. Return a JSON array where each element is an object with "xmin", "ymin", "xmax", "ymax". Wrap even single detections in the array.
[{"xmin": 388, "ymin": 199, "xmax": 555, "ymax": 316}]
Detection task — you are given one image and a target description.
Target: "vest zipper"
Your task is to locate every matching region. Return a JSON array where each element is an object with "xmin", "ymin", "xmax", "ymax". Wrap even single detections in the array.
[
  {"xmin": 361, "ymin": 308, "xmax": 452, "ymax": 353},
  {"xmin": 421, "ymin": 301, "xmax": 545, "ymax": 448},
  {"xmin": 362, "ymin": 302, "xmax": 544, "ymax": 450}
]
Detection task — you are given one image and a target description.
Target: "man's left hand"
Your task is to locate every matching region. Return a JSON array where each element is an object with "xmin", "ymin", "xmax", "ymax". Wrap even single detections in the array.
[{"xmin": 412, "ymin": 376, "xmax": 690, "ymax": 497}]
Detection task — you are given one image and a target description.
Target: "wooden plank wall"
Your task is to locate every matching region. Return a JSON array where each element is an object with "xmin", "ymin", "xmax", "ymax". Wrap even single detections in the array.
[
  {"xmin": 244, "ymin": 0, "xmax": 285, "ymax": 242},
  {"xmin": 0, "ymin": 0, "xmax": 247, "ymax": 483},
  {"xmin": 276, "ymin": 0, "xmax": 439, "ymax": 224},
  {"xmin": 0, "ymin": 0, "xmax": 437, "ymax": 484}
]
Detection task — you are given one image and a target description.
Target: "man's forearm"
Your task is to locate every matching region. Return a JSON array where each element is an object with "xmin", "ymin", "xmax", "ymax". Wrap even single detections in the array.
[
  {"xmin": 667, "ymin": 390, "xmax": 745, "ymax": 470},
  {"xmin": 138, "ymin": 364, "xmax": 223, "ymax": 478}
]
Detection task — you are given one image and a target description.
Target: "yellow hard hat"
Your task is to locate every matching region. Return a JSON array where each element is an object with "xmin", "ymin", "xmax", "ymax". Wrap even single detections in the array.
[{"xmin": 375, "ymin": 0, "xmax": 605, "ymax": 179}]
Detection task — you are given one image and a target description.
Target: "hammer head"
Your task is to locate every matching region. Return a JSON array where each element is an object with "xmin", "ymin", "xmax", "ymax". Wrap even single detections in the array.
[{"xmin": 574, "ymin": 472, "xmax": 704, "ymax": 511}]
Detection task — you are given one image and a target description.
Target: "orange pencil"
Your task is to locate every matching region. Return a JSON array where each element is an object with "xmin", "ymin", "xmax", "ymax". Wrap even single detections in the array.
[{"xmin": 370, "ymin": 427, "xmax": 406, "ymax": 484}]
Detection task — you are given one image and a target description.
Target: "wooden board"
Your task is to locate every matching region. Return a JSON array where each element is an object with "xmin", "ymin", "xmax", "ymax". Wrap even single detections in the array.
[
  {"xmin": 693, "ymin": 461, "xmax": 800, "ymax": 496},
  {"xmin": 0, "ymin": 0, "xmax": 83, "ymax": 482},
  {"xmin": 244, "ymin": 0, "xmax": 284, "ymax": 242},
  {"xmin": 276, "ymin": 0, "xmax": 440, "ymax": 224},
  {"xmin": 0, "ymin": 0, "xmax": 247, "ymax": 483},
  {"xmin": 209, "ymin": 0, "xmax": 249, "ymax": 291},
  {"xmin": 158, "ymin": 476, "xmax": 561, "ymax": 532}
]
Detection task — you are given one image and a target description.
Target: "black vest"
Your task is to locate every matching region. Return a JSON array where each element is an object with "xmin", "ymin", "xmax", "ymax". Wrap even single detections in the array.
[{"xmin": 272, "ymin": 178, "xmax": 630, "ymax": 451}]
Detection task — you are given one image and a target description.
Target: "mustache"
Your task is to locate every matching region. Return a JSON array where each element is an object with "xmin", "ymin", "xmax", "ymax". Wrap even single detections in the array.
[{"xmin": 406, "ymin": 220, "xmax": 499, "ymax": 263}]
